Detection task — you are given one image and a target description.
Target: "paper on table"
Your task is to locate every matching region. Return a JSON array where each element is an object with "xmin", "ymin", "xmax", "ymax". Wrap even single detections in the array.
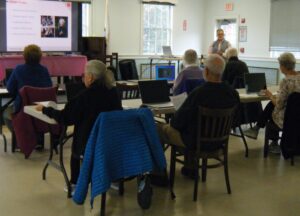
[
  {"xmin": 170, "ymin": 92, "xmax": 187, "ymax": 110},
  {"xmin": 35, "ymin": 101, "xmax": 57, "ymax": 109}
]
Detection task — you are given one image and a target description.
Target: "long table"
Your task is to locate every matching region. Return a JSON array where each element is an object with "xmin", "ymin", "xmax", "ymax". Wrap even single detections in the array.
[
  {"xmin": 24, "ymin": 104, "xmax": 73, "ymax": 197},
  {"xmin": 0, "ymin": 55, "xmax": 87, "ymax": 80},
  {"xmin": 122, "ymin": 85, "xmax": 280, "ymax": 111}
]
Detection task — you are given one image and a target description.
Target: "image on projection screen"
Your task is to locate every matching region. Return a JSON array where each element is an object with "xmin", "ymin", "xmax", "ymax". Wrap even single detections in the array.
[{"xmin": 6, "ymin": 0, "xmax": 72, "ymax": 51}]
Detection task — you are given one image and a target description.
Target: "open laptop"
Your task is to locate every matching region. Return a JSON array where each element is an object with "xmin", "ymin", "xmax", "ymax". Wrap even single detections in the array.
[
  {"xmin": 244, "ymin": 73, "xmax": 267, "ymax": 94},
  {"xmin": 155, "ymin": 65, "xmax": 175, "ymax": 81},
  {"xmin": 162, "ymin": 46, "xmax": 174, "ymax": 57},
  {"xmin": 138, "ymin": 80, "xmax": 173, "ymax": 108}
]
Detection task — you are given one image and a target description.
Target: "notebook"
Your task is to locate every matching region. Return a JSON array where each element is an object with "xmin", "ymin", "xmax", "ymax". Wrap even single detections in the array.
[
  {"xmin": 244, "ymin": 73, "xmax": 267, "ymax": 94},
  {"xmin": 138, "ymin": 80, "xmax": 173, "ymax": 108},
  {"xmin": 155, "ymin": 65, "xmax": 175, "ymax": 81},
  {"xmin": 162, "ymin": 46, "xmax": 174, "ymax": 57}
]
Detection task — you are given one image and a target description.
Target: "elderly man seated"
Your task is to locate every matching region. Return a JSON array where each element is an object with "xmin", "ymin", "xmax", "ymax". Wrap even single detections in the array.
[
  {"xmin": 173, "ymin": 49, "xmax": 204, "ymax": 95},
  {"xmin": 158, "ymin": 54, "xmax": 240, "ymax": 176}
]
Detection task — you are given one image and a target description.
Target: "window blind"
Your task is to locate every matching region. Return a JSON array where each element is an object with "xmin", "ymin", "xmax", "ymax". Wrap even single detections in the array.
[{"xmin": 270, "ymin": 0, "xmax": 300, "ymax": 52}]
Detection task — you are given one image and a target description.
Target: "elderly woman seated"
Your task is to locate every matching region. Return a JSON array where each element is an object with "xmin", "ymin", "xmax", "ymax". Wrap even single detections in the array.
[
  {"xmin": 36, "ymin": 60, "xmax": 122, "ymax": 192},
  {"xmin": 244, "ymin": 52, "xmax": 300, "ymax": 153}
]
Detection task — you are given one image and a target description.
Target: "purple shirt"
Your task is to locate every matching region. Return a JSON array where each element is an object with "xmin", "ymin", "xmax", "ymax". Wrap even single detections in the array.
[{"xmin": 173, "ymin": 66, "xmax": 204, "ymax": 95}]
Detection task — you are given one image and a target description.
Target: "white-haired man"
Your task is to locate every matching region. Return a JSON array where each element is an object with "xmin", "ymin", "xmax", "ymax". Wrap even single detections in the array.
[
  {"xmin": 173, "ymin": 49, "xmax": 204, "ymax": 95},
  {"xmin": 158, "ymin": 54, "xmax": 239, "ymax": 176}
]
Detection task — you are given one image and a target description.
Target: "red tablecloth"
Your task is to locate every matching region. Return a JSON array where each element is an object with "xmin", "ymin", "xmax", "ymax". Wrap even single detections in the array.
[{"xmin": 0, "ymin": 55, "xmax": 87, "ymax": 80}]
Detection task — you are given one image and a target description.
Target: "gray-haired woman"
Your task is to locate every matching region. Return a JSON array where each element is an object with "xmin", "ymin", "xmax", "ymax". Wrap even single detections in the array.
[
  {"xmin": 244, "ymin": 52, "xmax": 300, "ymax": 153},
  {"xmin": 36, "ymin": 60, "xmax": 122, "ymax": 191}
]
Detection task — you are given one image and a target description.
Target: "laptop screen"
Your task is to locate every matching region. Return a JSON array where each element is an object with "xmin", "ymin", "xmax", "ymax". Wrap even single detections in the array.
[
  {"xmin": 155, "ymin": 65, "xmax": 175, "ymax": 81},
  {"xmin": 244, "ymin": 73, "xmax": 267, "ymax": 93},
  {"xmin": 162, "ymin": 46, "xmax": 172, "ymax": 56},
  {"xmin": 138, "ymin": 80, "xmax": 170, "ymax": 104}
]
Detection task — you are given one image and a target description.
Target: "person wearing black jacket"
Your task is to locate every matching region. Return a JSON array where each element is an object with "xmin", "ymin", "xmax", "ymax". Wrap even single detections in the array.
[
  {"xmin": 222, "ymin": 47, "xmax": 249, "ymax": 86},
  {"xmin": 36, "ymin": 60, "xmax": 122, "ymax": 188},
  {"xmin": 158, "ymin": 54, "xmax": 239, "ymax": 176}
]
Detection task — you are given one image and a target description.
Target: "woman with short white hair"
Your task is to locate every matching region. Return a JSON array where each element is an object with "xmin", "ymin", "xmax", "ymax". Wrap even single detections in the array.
[{"xmin": 36, "ymin": 60, "xmax": 122, "ymax": 192}]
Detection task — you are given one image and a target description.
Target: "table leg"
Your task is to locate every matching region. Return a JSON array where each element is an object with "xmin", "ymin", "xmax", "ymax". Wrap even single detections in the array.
[{"xmin": 150, "ymin": 58, "xmax": 153, "ymax": 80}]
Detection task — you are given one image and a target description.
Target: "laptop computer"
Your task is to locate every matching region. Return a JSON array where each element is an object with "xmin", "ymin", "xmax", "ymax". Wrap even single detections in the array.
[
  {"xmin": 155, "ymin": 65, "xmax": 175, "ymax": 81},
  {"xmin": 162, "ymin": 46, "xmax": 174, "ymax": 57},
  {"xmin": 138, "ymin": 80, "xmax": 173, "ymax": 107},
  {"xmin": 244, "ymin": 73, "xmax": 267, "ymax": 94}
]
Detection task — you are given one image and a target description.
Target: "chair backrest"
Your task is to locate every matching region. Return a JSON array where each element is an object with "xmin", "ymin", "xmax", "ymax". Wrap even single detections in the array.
[
  {"xmin": 184, "ymin": 79, "xmax": 205, "ymax": 94},
  {"xmin": 196, "ymin": 106, "xmax": 236, "ymax": 155},
  {"xmin": 21, "ymin": 86, "xmax": 59, "ymax": 133},
  {"xmin": 231, "ymin": 76, "xmax": 245, "ymax": 89},
  {"xmin": 281, "ymin": 92, "xmax": 300, "ymax": 158},
  {"xmin": 12, "ymin": 86, "xmax": 60, "ymax": 157},
  {"xmin": 116, "ymin": 82, "xmax": 140, "ymax": 99},
  {"xmin": 119, "ymin": 59, "xmax": 139, "ymax": 80},
  {"xmin": 65, "ymin": 82, "xmax": 86, "ymax": 101}
]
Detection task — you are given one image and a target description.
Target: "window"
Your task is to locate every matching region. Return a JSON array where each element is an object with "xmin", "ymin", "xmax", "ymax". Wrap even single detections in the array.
[
  {"xmin": 142, "ymin": 4, "xmax": 173, "ymax": 54},
  {"xmin": 270, "ymin": 0, "xmax": 300, "ymax": 58},
  {"xmin": 82, "ymin": 3, "xmax": 91, "ymax": 37}
]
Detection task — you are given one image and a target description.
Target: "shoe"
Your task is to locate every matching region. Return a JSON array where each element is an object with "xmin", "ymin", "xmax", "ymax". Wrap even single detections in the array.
[
  {"xmin": 269, "ymin": 141, "xmax": 281, "ymax": 154},
  {"xmin": 35, "ymin": 144, "xmax": 44, "ymax": 152},
  {"xmin": 110, "ymin": 182, "xmax": 120, "ymax": 191},
  {"xmin": 64, "ymin": 184, "xmax": 76, "ymax": 196},
  {"xmin": 137, "ymin": 175, "xmax": 152, "ymax": 210},
  {"xmin": 243, "ymin": 127, "xmax": 259, "ymax": 139}
]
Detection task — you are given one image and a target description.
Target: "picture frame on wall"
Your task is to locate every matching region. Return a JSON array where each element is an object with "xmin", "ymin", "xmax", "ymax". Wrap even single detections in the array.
[{"xmin": 239, "ymin": 26, "xmax": 247, "ymax": 42}]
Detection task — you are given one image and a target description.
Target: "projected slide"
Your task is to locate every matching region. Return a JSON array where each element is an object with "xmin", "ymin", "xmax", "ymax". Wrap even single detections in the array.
[{"xmin": 6, "ymin": 0, "xmax": 72, "ymax": 51}]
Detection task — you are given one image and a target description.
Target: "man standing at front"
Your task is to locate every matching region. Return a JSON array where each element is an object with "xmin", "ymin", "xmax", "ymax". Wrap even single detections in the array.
[
  {"xmin": 208, "ymin": 29, "xmax": 231, "ymax": 56},
  {"xmin": 158, "ymin": 54, "xmax": 239, "ymax": 176}
]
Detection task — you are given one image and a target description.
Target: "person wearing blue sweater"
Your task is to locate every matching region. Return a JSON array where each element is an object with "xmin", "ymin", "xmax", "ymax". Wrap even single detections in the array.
[{"xmin": 4, "ymin": 44, "xmax": 52, "ymax": 132}]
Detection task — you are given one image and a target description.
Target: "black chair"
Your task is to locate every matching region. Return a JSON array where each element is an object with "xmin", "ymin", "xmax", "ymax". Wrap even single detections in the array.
[
  {"xmin": 119, "ymin": 59, "xmax": 139, "ymax": 80},
  {"xmin": 265, "ymin": 92, "xmax": 300, "ymax": 165},
  {"xmin": 184, "ymin": 79, "xmax": 205, "ymax": 94},
  {"xmin": 4, "ymin": 68, "xmax": 13, "ymax": 86},
  {"xmin": 169, "ymin": 106, "xmax": 236, "ymax": 201},
  {"xmin": 116, "ymin": 82, "xmax": 139, "ymax": 99}
]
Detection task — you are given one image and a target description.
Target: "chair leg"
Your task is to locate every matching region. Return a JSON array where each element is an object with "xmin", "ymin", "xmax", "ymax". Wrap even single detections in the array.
[
  {"xmin": 119, "ymin": 181, "xmax": 124, "ymax": 196},
  {"xmin": 12, "ymin": 131, "xmax": 16, "ymax": 153},
  {"xmin": 100, "ymin": 193, "xmax": 106, "ymax": 216},
  {"xmin": 193, "ymin": 158, "xmax": 200, "ymax": 201},
  {"xmin": 238, "ymin": 126, "xmax": 249, "ymax": 157},
  {"xmin": 169, "ymin": 146, "xmax": 176, "ymax": 200},
  {"xmin": 264, "ymin": 131, "xmax": 269, "ymax": 158},
  {"xmin": 3, "ymin": 134, "xmax": 7, "ymax": 152},
  {"xmin": 224, "ymin": 154, "xmax": 231, "ymax": 194},
  {"xmin": 291, "ymin": 156, "xmax": 294, "ymax": 166},
  {"xmin": 201, "ymin": 158, "xmax": 207, "ymax": 182}
]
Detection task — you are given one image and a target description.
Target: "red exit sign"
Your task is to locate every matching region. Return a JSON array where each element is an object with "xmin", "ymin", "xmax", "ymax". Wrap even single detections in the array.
[{"xmin": 225, "ymin": 3, "xmax": 234, "ymax": 11}]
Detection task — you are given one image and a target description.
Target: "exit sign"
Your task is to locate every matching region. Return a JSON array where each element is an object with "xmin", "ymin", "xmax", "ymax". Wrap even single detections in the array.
[{"xmin": 225, "ymin": 3, "xmax": 234, "ymax": 11}]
